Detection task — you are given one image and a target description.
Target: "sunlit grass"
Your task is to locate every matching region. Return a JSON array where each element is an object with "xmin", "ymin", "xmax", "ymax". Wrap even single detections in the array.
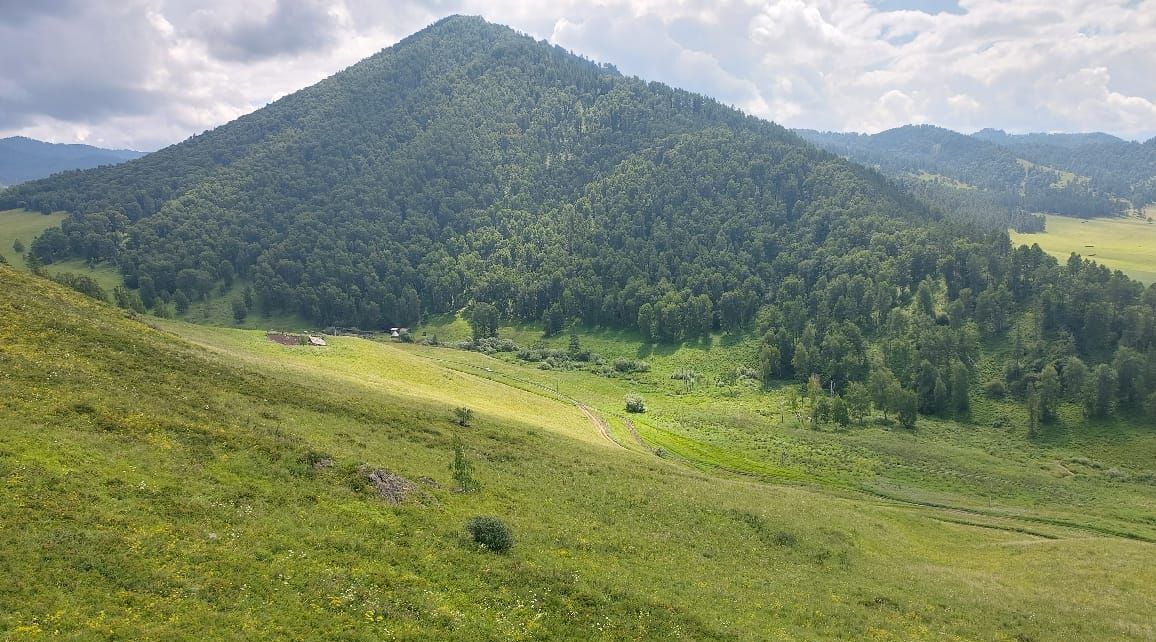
[
  {"xmin": 1012, "ymin": 213, "xmax": 1156, "ymax": 284},
  {"xmin": 3, "ymin": 266, "xmax": 1156, "ymax": 640}
]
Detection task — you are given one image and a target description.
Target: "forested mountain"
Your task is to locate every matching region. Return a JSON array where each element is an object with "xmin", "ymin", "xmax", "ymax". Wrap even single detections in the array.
[
  {"xmin": 0, "ymin": 136, "xmax": 144, "ymax": 187},
  {"xmin": 4, "ymin": 15, "xmax": 1156, "ymax": 424},
  {"xmin": 796, "ymin": 125, "xmax": 1127, "ymax": 226},
  {"xmin": 971, "ymin": 128, "xmax": 1126, "ymax": 149},
  {"xmin": 3, "ymin": 15, "xmax": 931, "ymax": 331},
  {"xmin": 970, "ymin": 128, "xmax": 1156, "ymax": 207}
]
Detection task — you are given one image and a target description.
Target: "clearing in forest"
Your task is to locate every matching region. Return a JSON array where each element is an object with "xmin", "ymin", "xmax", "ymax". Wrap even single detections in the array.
[{"xmin": 1011, "ymin": 212, "xmax": 1156, "ymax": 284}]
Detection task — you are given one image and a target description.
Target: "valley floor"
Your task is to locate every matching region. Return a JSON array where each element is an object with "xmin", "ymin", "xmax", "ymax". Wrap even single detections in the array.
[
  {"xmin": 2, "ymin": 269, "xmax": 1155, "ymax": 640},
  {"xmin": 1011, "ymin": 212, "xmax": 1156, "ymax": 284}
]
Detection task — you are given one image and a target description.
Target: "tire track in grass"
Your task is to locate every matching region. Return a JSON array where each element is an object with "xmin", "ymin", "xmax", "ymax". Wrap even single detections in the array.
[
  {"xmin": 623, "ymin": 417, "xmax": 647, "ymax": 448},
  {"xmin": 405, "ymin": 347, "xmax": 1156, "ymax": 544},
  {"xmin": 577, "ymin": 402, "xmax": 627, "ymax": 449},
  {"xmin": 407, "ymin": 348, "xmax": 629, "ymax": 448}
]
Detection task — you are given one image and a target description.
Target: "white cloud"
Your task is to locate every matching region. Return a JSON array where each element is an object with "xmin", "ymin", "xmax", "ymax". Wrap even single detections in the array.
[{"xmin": 1, "ymin": 0, "xmax": 1154, "ymax": 150}]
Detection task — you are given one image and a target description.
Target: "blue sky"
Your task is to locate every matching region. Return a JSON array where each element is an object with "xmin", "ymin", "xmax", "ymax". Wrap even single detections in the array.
[
  {"xmin": 1, "ymin": 0, "xmax": 1153, "ymax": 150},
  {"xmin": 870, "ymin": 0, "xmax": 964, "ymax": 15}
]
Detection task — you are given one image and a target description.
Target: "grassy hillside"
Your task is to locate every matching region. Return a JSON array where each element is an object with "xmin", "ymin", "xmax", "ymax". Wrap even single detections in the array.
[
  {"xmin": 3, "ymin": 266, "xmax": 1156, "ymax": 640},
  {"xmin": 1012, "ymin": 214, "xmax": 1156, "ymax": 284}
]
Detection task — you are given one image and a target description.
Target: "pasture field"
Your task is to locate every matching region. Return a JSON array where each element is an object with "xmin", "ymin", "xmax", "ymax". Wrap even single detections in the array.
[
  {"xmin": 0, "ymin": 208, "xmax": 123, "ymax": 292},
  {"xmin": 1012, "ymin": 213, "xmax": 1156, "ymax": 284},
  {"xmin": 0, "ymin": 209, "xmax": 66, "ymax": 269},
  {"xmin": 4, "ymin": 266, "xmax": 1154, "ymax": 640}
]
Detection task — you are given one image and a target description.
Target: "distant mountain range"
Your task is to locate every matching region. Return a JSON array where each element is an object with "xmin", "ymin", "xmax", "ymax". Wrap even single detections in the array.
[
  {"xmin": 0, "ymin": 136, "xmax": 145, "ymax": 187},
  {"xmin": 795, "ymin": 125, "xmax": 1156, "ymax": 229}
]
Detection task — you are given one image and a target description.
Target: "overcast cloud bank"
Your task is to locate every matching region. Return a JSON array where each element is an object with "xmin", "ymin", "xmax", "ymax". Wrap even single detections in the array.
[{"xmin": 1, "ymin": 0, "xmax": 1152, "ymax": 151}]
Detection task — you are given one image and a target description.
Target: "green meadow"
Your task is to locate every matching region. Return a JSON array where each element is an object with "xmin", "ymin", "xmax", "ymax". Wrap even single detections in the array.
[
  {"xmin": 0, "ymin": 209, "xmax": 66, "ymax": 269},
  {"xmin": 0, "ymin": 209, "xmax": 123, "ymax": 292},
  {"xmin": 3, "ymin": 266, "xmax": 1156, "ymax": 640},
  {"xmin": 1012, "ymin": 213, "xmax": 1156, "ymax": 284}
]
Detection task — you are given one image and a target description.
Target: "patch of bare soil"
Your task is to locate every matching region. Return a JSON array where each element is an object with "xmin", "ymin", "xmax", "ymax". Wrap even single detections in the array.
[{"xmin": 267, "ymin": 332, "xmax": 301, "ymax": 346}]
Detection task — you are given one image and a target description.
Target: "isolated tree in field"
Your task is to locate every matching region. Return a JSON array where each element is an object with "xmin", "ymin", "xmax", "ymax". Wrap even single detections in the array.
[
  {"xmin": 806, "ymin": 374, "xmax": 824, "ymax": 425},
  {"xmin": 450, "ymin": 436, "xmax": 480, "ymax": 492},
  {"xmin": 11, "ymin": 239, "xmax": 23, "ymax": 254},
  {"xmin": 467, "ymin": 301, "xmax": 499, "ymax": 340},
  {"xmin": 673, "ymin": 368, "xmax": 700, "ymax": 393},
  {"xmin": 1027, "ymin": 385, "xmax": 1042, "ymax": 437},
  {"xmin": 896, "ymin": 389, "xmax": 918, "ymax": 429},
  {"xmin": 784, "ymin": 386, "xmax": 801, "ymax": 422},
  {"xmin": 113, "ymin": 286, "xmax": 146, "ymax": 313}
]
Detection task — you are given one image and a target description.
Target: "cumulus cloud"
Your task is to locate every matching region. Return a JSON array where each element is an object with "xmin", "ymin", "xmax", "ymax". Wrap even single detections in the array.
[
  {"xmin": 1, "ymin": 0, "xmax": 1154, "ymax": 150},
  {"xmin": 189, "ymin": 0, "xmax": 344, "ymax": 62}
]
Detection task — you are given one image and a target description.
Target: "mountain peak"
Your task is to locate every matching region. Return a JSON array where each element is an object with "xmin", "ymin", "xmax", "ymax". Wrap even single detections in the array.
[{"xmin": 0, "ymin": 16, "xmax": 923, "ymax": 331}]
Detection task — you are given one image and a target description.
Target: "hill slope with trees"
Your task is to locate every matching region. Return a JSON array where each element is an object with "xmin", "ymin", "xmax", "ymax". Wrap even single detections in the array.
[
  {"xmin": 971, "ymin": 128, "xmax": 1156, "ymax": 207},
  {"xmin": 796, "ymin": 125, "xmax": 1131, "ymax": 227},
  {"xmin": 4, "ymin": 16, "xmax": 1156, "ymax": 426}
]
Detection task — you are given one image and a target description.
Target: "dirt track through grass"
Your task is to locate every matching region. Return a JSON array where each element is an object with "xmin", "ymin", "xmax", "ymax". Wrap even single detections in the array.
[{"xmin": 576, "ymin": 402, "xmax": 626, "ymax": 448}]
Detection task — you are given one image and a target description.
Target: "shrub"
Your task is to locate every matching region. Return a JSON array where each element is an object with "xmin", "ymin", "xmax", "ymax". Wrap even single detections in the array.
[
  {"xmin": 450, "ymin": 436, "xmax": 480, "ymax": 492},
  {"xmin": 735, "ymin": 366, "xmax": 759, "ymax": 380},
  {"xmin": 452, "ymin": 407, "xmax": 473, "ymax": 427},
  {"xmin": 50, "ymin": 271, "xmax": 107, "ymax": 302},
  {"xmin": 983, "ymin": 379, "xmax": 1006, "ymax": 399},
  {"xmin": 612, "ymin": 358, "xmax": 651, "ymax": 373},
  {"xmin": 466, "ymin": 516, "xmax": 514, "ymax": 553},
  {"xmin": 625, "ymin": 394, "xmax": 646, "ymax": 413}
]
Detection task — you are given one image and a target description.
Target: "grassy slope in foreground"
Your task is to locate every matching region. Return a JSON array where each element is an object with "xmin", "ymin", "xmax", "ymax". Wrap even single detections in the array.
[
  {"xmin": 3, "ymin": 267, "xmax": 1156, "ymax": 640},
  {"xmin": 1012, "ymin": 212, "xmax": 1156, "ymax": 284}
]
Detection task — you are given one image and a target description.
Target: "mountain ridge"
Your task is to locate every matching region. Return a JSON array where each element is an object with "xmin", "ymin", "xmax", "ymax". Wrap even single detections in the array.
[{"xmin": 0, "ymin": 136, "xmax": 145, "ymax": 186}]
